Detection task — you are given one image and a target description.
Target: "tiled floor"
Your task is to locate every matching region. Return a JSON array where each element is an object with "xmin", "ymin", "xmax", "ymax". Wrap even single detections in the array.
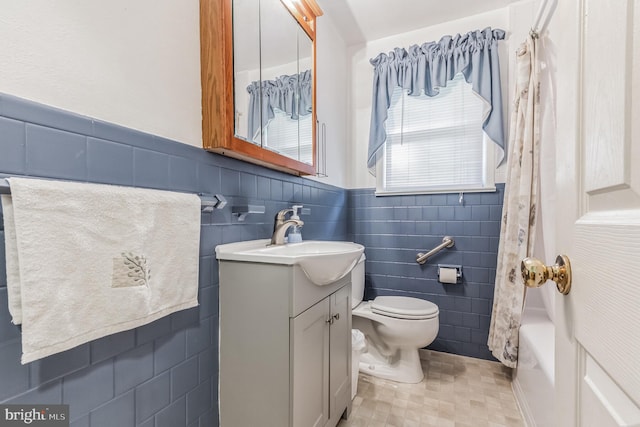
[{"xmin": 338, "ymin": 350, "xmax": 524, "ymax": 427}]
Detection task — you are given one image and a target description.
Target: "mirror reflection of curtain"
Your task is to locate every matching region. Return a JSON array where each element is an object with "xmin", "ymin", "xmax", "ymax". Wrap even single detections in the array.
[
  {"xmin": 366, "ymin": 27, "xmax": 506, "ymax": 171},
  {"xmin": 247, "ymin": 69, "xmax": 312, "ymax": 143}
]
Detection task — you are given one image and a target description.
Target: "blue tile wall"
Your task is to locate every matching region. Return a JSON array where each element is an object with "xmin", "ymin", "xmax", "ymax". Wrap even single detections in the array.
[
  {"xmin": 0, "ymin": 93, "xmax": 348, "ymax": 426},
  {"xmin": 0, "ymin": 92, "xmax": 505, "ymax": 423},
  {"xmin": 348, "ymin": 187, "xmax": 504, "ymax": 360}
]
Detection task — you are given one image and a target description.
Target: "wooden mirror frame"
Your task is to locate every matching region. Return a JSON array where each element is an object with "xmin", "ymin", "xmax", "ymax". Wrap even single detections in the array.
[{"xmin": 200, "ymin": 0, "xmax": 322, "ymax": 176}]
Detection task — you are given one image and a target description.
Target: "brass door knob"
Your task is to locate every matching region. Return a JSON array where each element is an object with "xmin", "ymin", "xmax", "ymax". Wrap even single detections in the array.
[{"xmin": 521, "ymin": 255, "xmax": 572, "ymax": 295}]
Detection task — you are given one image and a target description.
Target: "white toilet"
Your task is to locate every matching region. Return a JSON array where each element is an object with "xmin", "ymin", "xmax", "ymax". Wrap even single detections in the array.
[{"xmin": 351, "ymin": 254, "xmax": 439, "ymax": 383}]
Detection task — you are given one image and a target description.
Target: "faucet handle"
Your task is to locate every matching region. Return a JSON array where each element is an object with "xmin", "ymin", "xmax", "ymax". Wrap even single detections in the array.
[
  {"xmin": 274, "ymin": 207, "xmax": 295, "ymax": 232},
  {"xmin": 275, "ymin": 208, "xmax": 293, "ymax": 221}
]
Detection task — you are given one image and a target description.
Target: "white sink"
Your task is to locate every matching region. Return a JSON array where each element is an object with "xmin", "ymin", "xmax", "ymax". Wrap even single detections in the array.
[{"xmin": 215, "ymin": 239, "xmax": 364, "ymax": 286}]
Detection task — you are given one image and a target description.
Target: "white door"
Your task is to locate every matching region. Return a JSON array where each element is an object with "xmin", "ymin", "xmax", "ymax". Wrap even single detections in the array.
[{"xmin": 553, "ymin": 0, "xmax": 640, "ymax": 425}]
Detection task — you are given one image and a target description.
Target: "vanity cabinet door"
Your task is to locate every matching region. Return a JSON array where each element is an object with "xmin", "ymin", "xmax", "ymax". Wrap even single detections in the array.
[
  {"xmin": 291, "ymin": 297, "xmax": 330, "ymax": 427},
  {"xmin": 329, "ymin": 285, "xmax": 351, "ymax": 423}
]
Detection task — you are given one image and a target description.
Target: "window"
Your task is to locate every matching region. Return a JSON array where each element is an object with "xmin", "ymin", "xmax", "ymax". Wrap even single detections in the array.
[{"xmin": 376, "ymin": 73, "xmax": 496, "ymax": 195}]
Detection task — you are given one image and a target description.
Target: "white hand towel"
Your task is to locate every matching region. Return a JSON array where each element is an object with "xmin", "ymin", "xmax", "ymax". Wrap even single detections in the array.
[{"xmin": 1, "ymin": 178, "xmax": 201, "ymax": 364}]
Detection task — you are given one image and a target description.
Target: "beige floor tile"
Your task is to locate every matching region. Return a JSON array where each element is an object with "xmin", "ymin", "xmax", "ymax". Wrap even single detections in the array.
[
  {"xmin": 452, "ymin": 412, "xmax": 474, "ymax": 423},
  {"xmin": 390, "ymin": 406, "xmax": 407, "ymax": 417},
  {"xmin": 338, "ymin": 415, "xmax": 368, "ymax": 426},
  {"xmin": 505, "ymin": 416, "xmax": 526, "ymax": 427},
  {"xmin": 385, "ymin": 413, "xmax": 405, "ymax": 426},
  {"xmin": 487, "ymin": 412, "xmax": 508, "ymax": 424},
  {"xmin": 432, "ymin": 418, "xmax": 455, "ymax": 427},
  {"xmin": 338, "ymin": 351, "xmax": 524, "ymax": 427},
  {"xmin": 370, "ymin": 410, "xmax": 388, "ymax": 422},
  {"xmin": 360, "ymin": 400, "xmax": 377, "ymax": 414},
  {"xmin": 374, "ymin": 401, "xmax": 392, "ymax": 414},
  {"xmin": 392, "ymin": 398, "xmax": 409, "ymax": 408},
  {"xmin": 404, "ymin": 408, "xmax": 422, "ymax": 422},
  {"xmin": 422, "ymin": 396, "xmax": 439, "ymax": 409}
]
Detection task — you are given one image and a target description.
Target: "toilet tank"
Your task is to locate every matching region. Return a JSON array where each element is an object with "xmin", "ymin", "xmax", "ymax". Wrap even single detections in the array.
[{"xmin": 351, "ymin": 254, "xmax": 366, "ymax": 309}]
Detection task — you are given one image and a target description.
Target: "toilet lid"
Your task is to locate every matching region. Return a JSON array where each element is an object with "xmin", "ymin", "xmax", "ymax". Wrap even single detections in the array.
[{"xmin": 371, "ymin": 296, "xmax": 439, "ymax": 320}]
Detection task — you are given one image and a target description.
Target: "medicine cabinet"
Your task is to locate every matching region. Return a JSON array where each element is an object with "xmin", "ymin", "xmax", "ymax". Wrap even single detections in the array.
[{"xmin": 200, "ymin": 0, "xmax": 322, "ymax": 175}]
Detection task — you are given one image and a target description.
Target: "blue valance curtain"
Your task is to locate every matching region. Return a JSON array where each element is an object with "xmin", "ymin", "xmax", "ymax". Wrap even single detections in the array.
[
  {"xmin": 247, "ymin": 70, "xmax": 312, "ymax": 142},
  {"xmin": 367, "ymin": 27, "xmax": 506, "ymax": 169}
]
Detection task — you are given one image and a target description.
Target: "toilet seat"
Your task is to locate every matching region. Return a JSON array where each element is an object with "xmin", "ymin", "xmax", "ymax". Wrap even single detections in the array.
[{"xmin": 370, "ymin": 296, "xmax": 438, "ymax": 320}]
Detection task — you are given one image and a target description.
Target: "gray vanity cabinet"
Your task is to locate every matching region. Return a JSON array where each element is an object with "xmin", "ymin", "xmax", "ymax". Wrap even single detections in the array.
[{"xmin": 219, "ymin": 261, "xmax": 352, "ymax": 427}]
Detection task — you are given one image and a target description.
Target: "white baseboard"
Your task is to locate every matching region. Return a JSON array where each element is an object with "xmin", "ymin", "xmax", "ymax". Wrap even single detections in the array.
[{"xmin": 512, "ymin": 376, "xmax": 534, "ymax": 427}]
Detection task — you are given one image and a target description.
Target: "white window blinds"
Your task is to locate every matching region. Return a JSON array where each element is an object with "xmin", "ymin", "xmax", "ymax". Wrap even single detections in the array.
[
  {"xmin": 381, "ymin": 73, "xmax": 490, "ymax": 193},
  {"xmin": 264, "ymin": 109, "xmax": 313, "ymax": 165}
]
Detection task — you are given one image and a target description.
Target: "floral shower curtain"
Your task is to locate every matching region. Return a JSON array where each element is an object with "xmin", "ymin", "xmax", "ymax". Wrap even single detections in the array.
[{"xmin": 488, "ymin": 34, "xmax": 540, "ymax": 368}]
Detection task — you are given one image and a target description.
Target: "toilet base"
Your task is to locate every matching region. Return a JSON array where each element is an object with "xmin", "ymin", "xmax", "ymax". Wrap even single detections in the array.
[{"xmin": 358, "ymin": 346, "xmax": 425, "ymax": 384}]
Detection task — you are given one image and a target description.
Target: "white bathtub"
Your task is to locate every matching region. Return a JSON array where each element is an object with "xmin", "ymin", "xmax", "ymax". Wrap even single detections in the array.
[{"xmin": 512, "ymin": 306, "xmax": 555, "ymax": 427}]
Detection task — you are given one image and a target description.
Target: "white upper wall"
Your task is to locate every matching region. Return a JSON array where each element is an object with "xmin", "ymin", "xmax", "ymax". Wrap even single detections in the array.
[
  {"xmin": 347, "ymin": 7, "xmax": 512, "ymax": 189},
  {"xmin": 0, "ymin": 0, "xmax": 202, "ymax": 147},
  {"xmin": 0, "ymin": 0, "xmax": 529, "ymax": 192}
]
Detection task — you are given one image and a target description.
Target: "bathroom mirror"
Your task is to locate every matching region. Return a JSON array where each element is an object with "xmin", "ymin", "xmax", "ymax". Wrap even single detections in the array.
[
  {"xmin": 234, "ymin": 0, "xmax": 314, "ymax": 165},
  {"xmin": 232, "ymin": 0, "xmax": 260, "ymax": 144},
  {"xmin": 201, "ymin": 0, "xmax": 321, "ymax": 176}
]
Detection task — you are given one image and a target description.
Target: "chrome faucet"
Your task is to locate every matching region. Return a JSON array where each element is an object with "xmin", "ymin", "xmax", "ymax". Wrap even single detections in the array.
[
  {"xmin": 273, "ymin": 208, "xmax": 295, "ymax": 231},
  {"xmin": 270, "ymin": 218, "xmax": 304, "ymax": 245},
  {"xmin": 270, "ymin": 207, "xmax": 304, "ymax": 245}
]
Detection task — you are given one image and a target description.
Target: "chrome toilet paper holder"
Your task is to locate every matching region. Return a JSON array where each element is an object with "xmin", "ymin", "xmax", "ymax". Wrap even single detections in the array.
[{"xmin": 438, "ymin": 264, "xmax": 463, "ymax": 283}]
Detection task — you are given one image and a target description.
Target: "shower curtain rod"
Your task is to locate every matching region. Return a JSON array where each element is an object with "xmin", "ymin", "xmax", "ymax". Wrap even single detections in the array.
[{"xmin": 531, "ymin": 0, "xmax": 557, "ymax": 38}]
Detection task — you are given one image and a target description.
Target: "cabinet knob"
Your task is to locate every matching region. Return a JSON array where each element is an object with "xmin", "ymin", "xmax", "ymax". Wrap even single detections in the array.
[{"xmin": 326, "ymin": 313, "xmax": 340, "ymax": 325}]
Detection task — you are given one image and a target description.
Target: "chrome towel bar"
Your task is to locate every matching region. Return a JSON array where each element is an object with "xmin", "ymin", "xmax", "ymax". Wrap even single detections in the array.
[
  {"xmin": 416, "ymin": 236, "xmax": 455, "ymax": 265},
  {"xmin": 0, "ymin": 179, "xmax": 9, "ymax": 195},
  {"xmin": 0, "ymin": 178, "xmax": 225, "ymax": 212}
]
